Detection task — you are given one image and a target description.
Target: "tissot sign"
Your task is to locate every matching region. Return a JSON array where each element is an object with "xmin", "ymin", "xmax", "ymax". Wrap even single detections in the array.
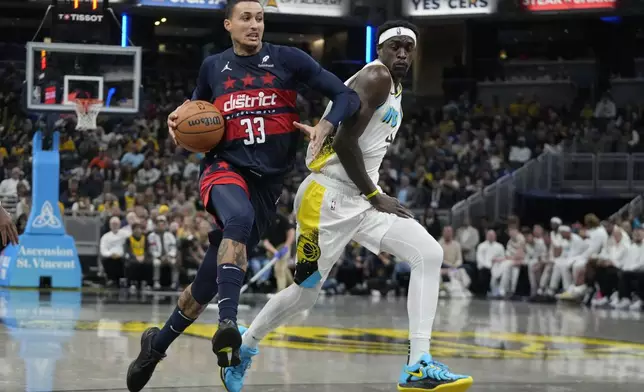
[
  {"xmin": 521, "ymin": 0, "xmax": 617, "ymax": 11},
  {"xmin": 403, "ymin": 0, "xmax": 497, "ymax": 16}
]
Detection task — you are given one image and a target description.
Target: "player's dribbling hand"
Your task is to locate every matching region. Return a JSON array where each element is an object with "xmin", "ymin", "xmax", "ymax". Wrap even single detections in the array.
[
  {"xmin": 167, "ymin": 100, "xmax": 190, "ymax": 145},
  {"xmin": 369, "ymin": 193, "xmax": 414, "ymax": 219}
]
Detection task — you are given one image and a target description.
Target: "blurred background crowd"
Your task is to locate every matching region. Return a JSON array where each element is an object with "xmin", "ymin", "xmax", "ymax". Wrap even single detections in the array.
[{"xmin": 2, "ymin": 55, "xmax": 643, "ymax": 308}]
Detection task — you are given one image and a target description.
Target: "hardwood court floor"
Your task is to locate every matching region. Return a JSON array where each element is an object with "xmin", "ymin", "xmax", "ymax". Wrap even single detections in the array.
[{"xmin": 1, "ymin": 289, "xmax": 643, "ymax": 391}]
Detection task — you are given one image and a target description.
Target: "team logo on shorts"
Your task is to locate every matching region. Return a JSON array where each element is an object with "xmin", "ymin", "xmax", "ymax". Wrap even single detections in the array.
[{"xmin": 296, "ymin": 234, "xmax": 321, "ymax": 263}]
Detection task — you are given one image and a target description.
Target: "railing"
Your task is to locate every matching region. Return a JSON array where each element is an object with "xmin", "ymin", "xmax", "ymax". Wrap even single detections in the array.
[
  {"xmin": 450, "ymin": 153, "xmax": 644, "ymax": 228},
  {"xmin": 609, "ymin": 195, "xmax": 644, "ymax": 222}
]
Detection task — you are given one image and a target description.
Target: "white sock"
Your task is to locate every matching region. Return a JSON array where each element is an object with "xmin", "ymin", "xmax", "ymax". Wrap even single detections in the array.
[
  {"xmin": 409, "ymin": 338, "xmax": 430, "ymax": 366},
  {"xmin": 379, "ymin": 219, "xmax": 443, "ymax": 367},
  {"xmin": 242, "ymin": 283, "xmax": 321, "ymax": 349}
]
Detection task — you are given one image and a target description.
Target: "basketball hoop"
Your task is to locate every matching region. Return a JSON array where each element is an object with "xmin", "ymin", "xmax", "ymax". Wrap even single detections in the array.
[{"xmin": 74, "ymin": 98, "xmax": 103, "ymax": 130}]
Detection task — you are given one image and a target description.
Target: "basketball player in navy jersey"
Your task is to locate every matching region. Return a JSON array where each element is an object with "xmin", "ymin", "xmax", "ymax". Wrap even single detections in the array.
[{"xmin": 126, "ymin": 1, "xmax": 363, "ymax": 391}]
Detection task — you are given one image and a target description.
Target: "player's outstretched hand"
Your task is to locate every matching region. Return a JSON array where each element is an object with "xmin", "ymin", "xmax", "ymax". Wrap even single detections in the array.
[
  {"xmin": 0, "ymin": 206, "xmax": 19, "ymax": 246},
  {"xmin": 293, "ymin": 120, "xmax": 334, "ymax": 158},
  {"xmin": 168, "ymin": 100, "xmax": 190, "ymax": 145},
  {"xmin": 369, "ymin": 193, "xmax": 414, "ymax": 219}
]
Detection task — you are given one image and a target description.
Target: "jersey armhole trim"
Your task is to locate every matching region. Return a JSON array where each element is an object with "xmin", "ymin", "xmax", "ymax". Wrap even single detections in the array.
[{"xmin": 361, "ymin": 62, "xmax": 392, "ymax": 108}]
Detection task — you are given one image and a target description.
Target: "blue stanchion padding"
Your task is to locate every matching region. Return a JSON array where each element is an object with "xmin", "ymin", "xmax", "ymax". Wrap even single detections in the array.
[
  {"xmin": 0, "ymin": 131, "xmax": 81, "ymax": 288},
  {"xmin": 0, "ymin": 290, "xmax": 81, "ymax": 392}
]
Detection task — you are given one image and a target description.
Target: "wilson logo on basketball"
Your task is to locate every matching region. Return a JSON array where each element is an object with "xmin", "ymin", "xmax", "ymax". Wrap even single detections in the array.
[
  {"xmin": 188, "ymin": 116, "xmax": 222, "ymax": 127},
  {"xmin": 223, "ymin": 92, "xmax": 278, "ymax": 113}
]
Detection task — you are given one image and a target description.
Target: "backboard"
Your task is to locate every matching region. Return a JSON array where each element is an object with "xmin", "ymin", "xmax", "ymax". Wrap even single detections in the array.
[{"xmin": 25, "ymin": 41, "xmax": 142, "ymax": 115}]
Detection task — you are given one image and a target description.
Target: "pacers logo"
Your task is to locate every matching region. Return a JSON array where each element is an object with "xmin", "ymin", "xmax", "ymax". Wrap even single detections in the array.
[{"xmin": 296, "ymin": 233, "xmax": 320, "ymax": 263}]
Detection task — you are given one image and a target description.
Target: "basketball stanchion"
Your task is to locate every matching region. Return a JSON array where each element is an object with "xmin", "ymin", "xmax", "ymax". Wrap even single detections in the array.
[{"xmin": 206, "ymin": 254, "xmax": 281, "ymax": 312}]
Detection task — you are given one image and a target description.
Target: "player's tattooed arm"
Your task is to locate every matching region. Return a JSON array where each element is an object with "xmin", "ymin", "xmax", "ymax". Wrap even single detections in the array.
[
  {"xmin": 217, "ymin": 238, "xmax": 248, "ymax": 270},
  {"xmin": 332, "ymin": 65, "xmax": 391, "ymax": 197}
]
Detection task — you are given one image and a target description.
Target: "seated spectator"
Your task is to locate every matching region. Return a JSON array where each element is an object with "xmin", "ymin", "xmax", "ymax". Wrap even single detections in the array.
[
  {"xmin": 558, "ymin": 214, "xmax": 608, "ymax": 300},
  {"xmin": 475, "ymin": 230, "xmax": 505, "ymax": 297},
  {"xmin": 124, "ymin": 222, "xmax": 152, "ymax": 291},
  {"xmin": 178, "ymin": 232, "xmax": 205, "ymax": 284},
  {"xmin": 99, "ymin": 216, "xmax": 126, "ymax": 287},
  {"xmin": 614, "ymin": 227, "xmax": 644, "ymax": 310},
  {"xmin": 525, "ymin": 227, "xmax": 548, "ymax": 297},
  {"xmin": 0, "ymin": 167, "xmax": 29, "ymax": 197},
  {"xmin": 439, "ymin": 226, "xmax": 470, "ymax": 297},
  {"xmin": 492, "ymin": 226, "xmax": 525, "ymax": 298},
  {"xmin": 148, "ymin": 215, "xmax": 178, "ymax": 290},
  {"xmin": 546, "ymin": 226, "xmax": 586, "ymax": 298},
  {"xmin": 587, "ymin": 228, "xmax": 629, "ymax": 307}
]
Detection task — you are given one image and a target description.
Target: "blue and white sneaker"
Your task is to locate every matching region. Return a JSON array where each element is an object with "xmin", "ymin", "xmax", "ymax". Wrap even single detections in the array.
[
  {"xmin": 220, "ymin": 326, "xmax": 259, "ymax": 392},
  {"xmin": 397, "ymin": 354, "xmax": 473, "ymax": 392}
]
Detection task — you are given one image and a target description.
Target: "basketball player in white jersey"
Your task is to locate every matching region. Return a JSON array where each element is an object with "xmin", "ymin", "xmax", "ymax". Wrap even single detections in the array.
[{"xmin": 220, "ymin": 20, "xmax": 473, "ymax": 392}]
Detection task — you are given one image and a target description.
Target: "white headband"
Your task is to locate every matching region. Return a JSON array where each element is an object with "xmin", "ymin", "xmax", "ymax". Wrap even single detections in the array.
[{"xmin": 378, "ymin": 26, "xmax": 417, "ymax": 46}]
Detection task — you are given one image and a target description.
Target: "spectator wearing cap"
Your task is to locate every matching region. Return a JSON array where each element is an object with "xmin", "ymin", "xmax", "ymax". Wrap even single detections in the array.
[
  {"xmin": 148, "ymin": 215, "xmax": 179, "ymax": 290},
  {"xmin": 475, "ymin": 230, "xmax": 505, "ymax": 296},
  {"xmin": 587, "ymin": 227, "xmax": 630, "ymax": 307},
  {"xmin": 558, "ymin": 214, "xmax": 608, "ymax": 300},
  {"xmin": 124, "ymin": 222, "xmax": 152, "ymax": 291},
  {"xmin": 545, "ymin": 225, "xmax": 586, "ymax": 298},
  {"xmin": 613, "ymin": 227, "xmax": 644, "ymax": 310},
  {"xmin": 99, "ymin": 216, "xmax": 127, "ymax": 287}
]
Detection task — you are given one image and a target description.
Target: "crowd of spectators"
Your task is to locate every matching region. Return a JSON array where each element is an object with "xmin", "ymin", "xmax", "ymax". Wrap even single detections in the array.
[{"xmin": 1, "ymin": 57, "xmax": 644, "ymax": 298}]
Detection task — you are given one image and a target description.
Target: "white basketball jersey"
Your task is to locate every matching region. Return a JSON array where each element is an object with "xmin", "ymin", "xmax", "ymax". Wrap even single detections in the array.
[{"xmin": 306, "ymin": 60, "xmax": 402, "ymax": 188}]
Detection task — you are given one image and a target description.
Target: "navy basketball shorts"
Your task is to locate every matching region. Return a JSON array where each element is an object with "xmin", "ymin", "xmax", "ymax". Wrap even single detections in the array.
[{"xmin": 199, "ymin": 158, "xmax": 281, "ymax": 246}]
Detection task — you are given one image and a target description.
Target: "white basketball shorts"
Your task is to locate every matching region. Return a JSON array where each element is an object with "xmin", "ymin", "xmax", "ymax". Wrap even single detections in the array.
[{"xmin": 292, "ymin": 173, "xmax": 398, "ymax": 288}]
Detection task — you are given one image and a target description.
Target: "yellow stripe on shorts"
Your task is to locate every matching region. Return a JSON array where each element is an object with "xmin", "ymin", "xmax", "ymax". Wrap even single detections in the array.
[{"xmin": 295, "ymin": 180, "xmax": 325, "ymax": 264}]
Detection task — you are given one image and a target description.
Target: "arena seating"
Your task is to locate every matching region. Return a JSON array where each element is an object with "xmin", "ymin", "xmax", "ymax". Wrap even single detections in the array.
[{"xmin": 2, "ymin": 56, "xmax": 643, "ymax": 307}]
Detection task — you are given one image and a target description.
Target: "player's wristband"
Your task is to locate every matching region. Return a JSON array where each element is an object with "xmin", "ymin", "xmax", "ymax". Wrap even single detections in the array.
[{"xmin": 365, "ymin": 189, "xmax": 380, "ymax": 200}]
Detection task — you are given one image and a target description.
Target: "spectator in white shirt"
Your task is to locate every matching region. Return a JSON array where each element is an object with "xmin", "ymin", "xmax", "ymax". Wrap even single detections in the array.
[
  {"xmin": 559, "ymin": 214, "xmax": 609, "ymax": 299},
  {"xmin": 148, "ymin": 215, "xmax": 178, "ymax": 290},
  {"xmin": 525, "ymin": 227, "xmax": 548, "ymax": 296},
  {"xmin": 594, "ymin": 93, "xmax": 616, "ymax": 119},
  {"xmin": 99, "ymin": 216, "xmax": 127, "ymax": 287},
  {"xmin": 614, "ymin": 227, "xmax": 644, "ymax": 310},
  {"xmin": 491, "ymin": 226, "xmax": 526, "ymax": 298},
  {"xmin": 135, "ymin": 161, "xmax": 161, "ymax": 187},
  {"xmin": 475, "ymin": 230, "xmax": 506, "ymax": 296},
  {"xmin": 456, "ymin": 217, "xmax": 480, "ymax": 264},
  {"xmin": 0, "ymin": 168, "xmax": 30, "ymax": 198},
  {"xmin": 439, "ymin": 226, "xmax": 470, "ymax": 297},
  {"xmin": 588, "ymin": 228, "xmax": 630, "ymax": 307},
  {"xmin": 547, "ymin": 225, "xmax": 586, "ymax": 296},
  {"xmin": 508, "ymin": 137, "xmax": 532, "ymax": 167}
]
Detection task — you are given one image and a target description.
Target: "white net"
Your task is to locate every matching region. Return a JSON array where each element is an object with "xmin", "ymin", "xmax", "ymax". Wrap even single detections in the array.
[{"xmin": 74, "ymin": 99, "xmax": 102, "ymax": 130}]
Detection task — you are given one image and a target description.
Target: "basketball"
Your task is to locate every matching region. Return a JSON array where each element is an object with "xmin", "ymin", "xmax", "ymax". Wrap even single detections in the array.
[{"xmin": 174, "ymin": 100, "xmax": 225, "ymax": 153}]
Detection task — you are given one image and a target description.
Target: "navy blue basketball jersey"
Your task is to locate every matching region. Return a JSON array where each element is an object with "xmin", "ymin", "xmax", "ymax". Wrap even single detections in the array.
[{"xmin": 193, "ymin": 43, "xmax": 340, "ymax": 180}]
